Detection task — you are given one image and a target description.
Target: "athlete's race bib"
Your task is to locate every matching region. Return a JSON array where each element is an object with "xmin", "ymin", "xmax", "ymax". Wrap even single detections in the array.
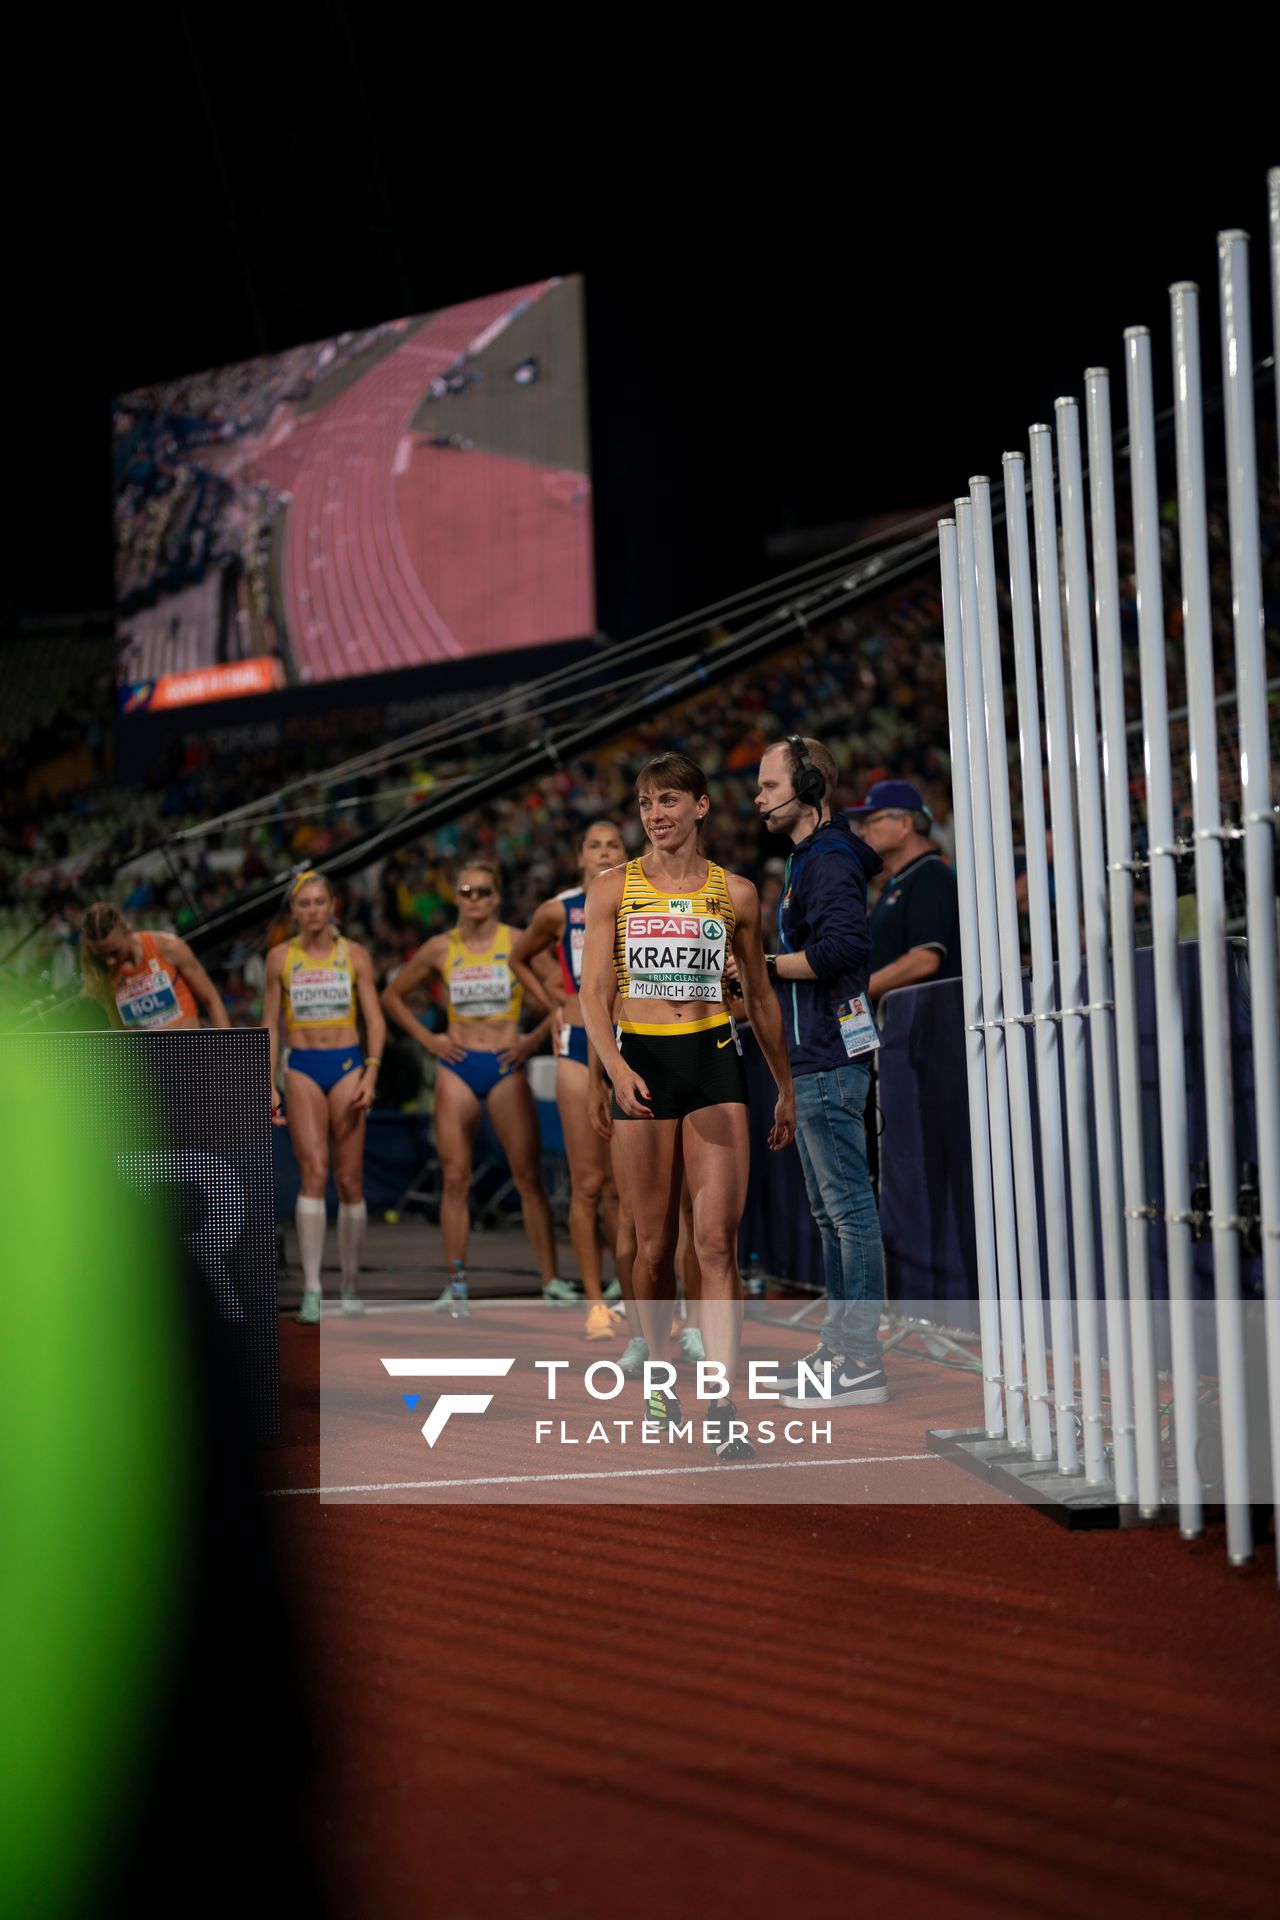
[
  {"xmin": 624, "ymin": 907, "xmax": 728, "ymax": 1002},
  {"xmin": 566, "ymin": 905, "xmax": 586, "ymax": 986},
  {"xmin": 116, "ymin": 962, "xmax": 182, "ymax": 1029},
  {"xmin": 289, "ymin": 965, "xmax": 354, "ymax": 1024},
  {"xmin": 450, "ymin": 962, "xmax": 512, "ymax": 1019}
]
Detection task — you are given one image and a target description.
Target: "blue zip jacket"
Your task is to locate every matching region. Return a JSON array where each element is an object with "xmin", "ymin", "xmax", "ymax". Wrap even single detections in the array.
[{"xmin": 777, "ymin": 812, "xmax": 883, "ymax": 1076}]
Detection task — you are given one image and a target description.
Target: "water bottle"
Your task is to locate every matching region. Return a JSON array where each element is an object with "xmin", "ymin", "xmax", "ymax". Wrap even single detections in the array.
[{"xmin": 744, "ymin": 1253, "xmax": 765, "ymax": 1299}]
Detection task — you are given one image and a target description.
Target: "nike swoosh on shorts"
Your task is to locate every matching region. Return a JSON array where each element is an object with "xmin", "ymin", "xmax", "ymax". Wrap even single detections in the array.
[{"xmin": 717, "ymin": 1033, "xmax": 735, "ymax": 1048}]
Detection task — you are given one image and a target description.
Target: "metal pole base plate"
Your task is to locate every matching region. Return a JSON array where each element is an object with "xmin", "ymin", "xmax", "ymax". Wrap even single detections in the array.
[{"xmin": 927, "ymin": 1428, "xmax": 1176, "ymax": 1530}]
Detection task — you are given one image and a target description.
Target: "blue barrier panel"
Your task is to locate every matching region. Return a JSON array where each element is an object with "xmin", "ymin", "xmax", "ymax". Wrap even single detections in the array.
[
  {"xmin": 273, "ymin": 1099, "xmax": 566, "ymax": 1220},
  {"xmin": 876, "ymin": 942, "xmax": 1262, "ymax": 1333}
]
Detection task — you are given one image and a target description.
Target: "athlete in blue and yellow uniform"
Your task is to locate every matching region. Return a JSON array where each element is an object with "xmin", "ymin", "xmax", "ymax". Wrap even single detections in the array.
[
  {"xmin": 510, "ymin": 821, "xmax": 630, "ymax": 1336},
  {"xmin": 263, "ymin": 871, "xmax": 386, "ymax": 1323},
  {"xmin": 381, "ymin": 861, "xmax": 571, "ymax": 1308},
  {"xmin": 579, "ymin": 752, "xmax": 795, "ymax": 1462}
]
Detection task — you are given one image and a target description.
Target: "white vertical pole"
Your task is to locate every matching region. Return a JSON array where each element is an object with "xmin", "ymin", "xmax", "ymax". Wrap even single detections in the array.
[
  {"xmin": 1218, "ymin": 229, "xmax": 1280, "ymax": 1557},
  {"xmin": 1123, "ymin": 325, "xmax": 1202, "ymax": 1537},
  {"xmin": 1003, "ymin": 453, "xmax": 1078, "ymax": 1474},
  {"xmin": 939, "ymin": 515, "xmax": 1006, "ymax": 1436},
  {"xmin": 1055, "ymin": 397, "xmax": 1139, "ymax": 1502},
  {"xmin": 1170, "ymin": 280, "xmax": 1253, "ymax": 1564},
  {"xmin": 971, "ymin": 477, "xmax": 1054, "ymax": 1461},
  {"xmin": 1028, "ymin": 426, "xmax": 1107, "ymax": 1483},
  {"xmin": 1270, "ymin": 171, "xmax": 1280, "ymax": 450},
  {"xmin": 957, "ymin": 494, "xmax": 1027, "ymax": 1446},
  {"xmin": 1266, "ymin": 172, "xmax": 1280, "ymax": 1566},
  {"xmin": 1083, "ymin": 369, "xmax": 1162, "ymax": 1515}
]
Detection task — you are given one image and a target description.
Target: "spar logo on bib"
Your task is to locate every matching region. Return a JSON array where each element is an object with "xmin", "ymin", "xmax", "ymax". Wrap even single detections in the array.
[
  {"xmin": 624, "ymin": 908, "xmax": 729, "ymax": 1001},
  {"xmin": 117, "ymin": 961, "xmax": 180, "ymax": 1027}
]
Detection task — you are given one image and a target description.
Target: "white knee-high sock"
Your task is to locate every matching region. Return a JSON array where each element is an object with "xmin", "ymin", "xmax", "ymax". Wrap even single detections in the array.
[
  {"xmin": 296, "ymin": 1196, "xmax": 327, "ymax": 1295},
  {"xmin": 337, "ymin": 1201, "xmax": 367, "ymax": 1292}
]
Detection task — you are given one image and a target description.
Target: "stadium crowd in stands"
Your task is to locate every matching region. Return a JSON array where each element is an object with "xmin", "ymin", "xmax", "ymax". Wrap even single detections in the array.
[
  {"xmin": 113, "ymin": 317, "xmax": 424, "ymax": 673},
  {"xmin": 4, "ymin": 433, "xmax": 1278, "ymax": 1070}
]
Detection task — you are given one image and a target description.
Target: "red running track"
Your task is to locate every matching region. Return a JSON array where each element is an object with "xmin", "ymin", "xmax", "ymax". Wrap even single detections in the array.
[
  {"xmin": 204, "ymin": 282, "xmax": 593, "ymax": 682},
  {"xmin": 263, "ymin": 1321, "xmax": 1280, "ymax": 1918}
]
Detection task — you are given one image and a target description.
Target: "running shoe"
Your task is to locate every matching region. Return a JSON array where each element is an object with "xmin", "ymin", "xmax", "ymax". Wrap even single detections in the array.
[
  {"xmin": 771, "ymin": 1343, "xmax": 846, "ymax": 1396},
  {"xmin": 542, "ymin": 1277, "xmax": 580, "ymax": 1304},
  {"xmin": 643, "ymin": 1384, "xmax": 683, "ymax": 1430},
  {"xmin": 603, "ymin": 1277, "xmax": 623, "ymax": 1302},
  {"xmin": 295, "ymin": 1291, "xmax": 321, "ymax": 1326},
  {"xmin": 340, "ymin": 1286, "xmax": 366, "ymax": 1317},
  {"xmin": 620, "ymin": 1336, "xmax": 650, "ymax": 1375},
  {"xmin": 677, "ymin": 1326, "xmax": 706, "ymax": 1367},
  {"xmin": 584, "ymin": 1302, "xmax": 616, "ymax": 1340},
  {"xmin": 704, "ymin": 1397, "xmax": 755, "ymax": 1463},
  {"xmin": 431, "ymin": 1279, "xmax": 470, "ymax": 1318},
  {"xmin": 781, "ymin": 1360, "xmax": 889, "ymax": 1409}
]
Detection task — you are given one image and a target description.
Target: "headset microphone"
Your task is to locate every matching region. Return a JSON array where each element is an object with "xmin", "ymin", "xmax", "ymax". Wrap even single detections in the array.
[
  {"xmin": 785, "ymin": 736, "xmax": 828, "ymax": 810},
  {"xmin": 759, "ymin": 739, "xmax": 828, "ymax": 818}
]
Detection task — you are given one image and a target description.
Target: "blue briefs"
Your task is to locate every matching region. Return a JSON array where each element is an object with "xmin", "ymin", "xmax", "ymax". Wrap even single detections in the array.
[
  {"xmin": 286, "ymin": 1046, "xmax": 365, "ymax": 1094},
  {"xmin": 555, "ymin": 1024, "xmax": 590, "ymax": 1068},
  {"xmin": 440, "ymin": 1048, "xmax": 521, "ymax": 1100}
]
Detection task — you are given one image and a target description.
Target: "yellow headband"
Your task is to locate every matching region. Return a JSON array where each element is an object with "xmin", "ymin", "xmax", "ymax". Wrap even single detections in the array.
[{"xmin": 289, "ymin": 869, "xmax": 326, "ymax": 901}]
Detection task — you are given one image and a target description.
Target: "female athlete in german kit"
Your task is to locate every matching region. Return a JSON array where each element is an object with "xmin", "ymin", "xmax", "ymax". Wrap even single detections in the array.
[
  {"xmin": 509, "ymin": 819, "xmax": 632, "ymax": 1341},
  {"xmin": 262, "ymin": 870, "xmax": 387, "ymax": 1324},
  {"xmin": 579, "ymin": 752, "xmax": 795, "ymax": 1463},
  {"xmin": 381, "ymin": 859, "xmax": 572, "ymax": 1312}
]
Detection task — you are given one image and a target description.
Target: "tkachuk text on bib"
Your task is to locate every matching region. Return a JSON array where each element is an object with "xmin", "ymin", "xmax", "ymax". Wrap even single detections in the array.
[{"xmin": 450, "ymin": 963, "xmax": 512, "ymax": 1017}]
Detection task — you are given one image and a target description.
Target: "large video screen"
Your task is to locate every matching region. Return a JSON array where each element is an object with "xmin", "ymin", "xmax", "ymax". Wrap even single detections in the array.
[{"xmin": 113, "ymin": 277, "xmax": 594, "ymax": 712}]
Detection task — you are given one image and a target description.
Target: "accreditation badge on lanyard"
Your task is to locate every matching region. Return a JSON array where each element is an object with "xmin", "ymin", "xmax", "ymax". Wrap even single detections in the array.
[{"xmin": 837, "ymin": 992, "xmax": 880, "ymax": 1059}]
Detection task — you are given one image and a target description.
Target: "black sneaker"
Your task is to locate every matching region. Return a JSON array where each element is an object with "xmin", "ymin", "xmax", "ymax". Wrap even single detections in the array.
[
  {"xmin": 781, "ymin": 1359, "xmax": 888, "ymax": 1409},
  {"xmin": 643, "ymin": 1384, "xmax": 683, "ymax": 1430},
  {"xmin": 704, "ymin": 1397, "xmax": 755, "ymax": 1463},
  {"xmin": 771, "ymin": 1344, "xmax": 845, "ymax": 1397}
]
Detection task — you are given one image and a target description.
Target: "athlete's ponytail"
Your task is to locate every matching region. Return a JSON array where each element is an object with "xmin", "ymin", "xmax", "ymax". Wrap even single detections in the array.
[{"xmin": 80, "ymin": 901, "xmax": 128, "ymax": 1029}]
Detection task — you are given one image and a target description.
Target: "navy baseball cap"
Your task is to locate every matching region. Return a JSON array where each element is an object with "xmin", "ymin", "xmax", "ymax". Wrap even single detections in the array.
[{"xmin": 847, "ymin": 779, "xmax": 933, "ymax": 820}]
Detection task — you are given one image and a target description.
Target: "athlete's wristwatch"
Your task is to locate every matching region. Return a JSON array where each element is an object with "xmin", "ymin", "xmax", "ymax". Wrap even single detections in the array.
[{"xmin": 764, "ymin": 953, "xmax": 779, "ymax": 978}]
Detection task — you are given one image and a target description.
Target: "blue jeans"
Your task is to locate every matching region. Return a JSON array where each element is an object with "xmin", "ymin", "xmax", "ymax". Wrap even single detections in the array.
[{"xmin": 792, "ymin": 1061, "xmax": 884, "ymax": 1367}]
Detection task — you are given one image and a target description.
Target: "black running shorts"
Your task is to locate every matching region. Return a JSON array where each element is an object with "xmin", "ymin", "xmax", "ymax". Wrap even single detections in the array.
[{"xmin": 612, "ymin": 1017, "xmax": 748, "ymax": 1121}]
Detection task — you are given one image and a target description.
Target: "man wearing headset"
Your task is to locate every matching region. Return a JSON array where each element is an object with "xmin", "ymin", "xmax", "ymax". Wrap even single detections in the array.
[{"xmin": 752, "ymin": 736, "xmax": 890, "ymax": 1408}]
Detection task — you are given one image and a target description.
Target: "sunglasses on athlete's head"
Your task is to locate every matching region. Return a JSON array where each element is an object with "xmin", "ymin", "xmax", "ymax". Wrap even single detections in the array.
[{"xmin": 457, "ymin": 883, "xmax": 495, "ymax": 898}]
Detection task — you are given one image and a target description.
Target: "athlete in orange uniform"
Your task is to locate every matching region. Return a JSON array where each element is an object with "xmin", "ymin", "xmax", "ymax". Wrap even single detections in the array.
[
  {"xmin": 262, "ymin": 871, "xmax": 386, "ymax": 1324},
  {"xmin": 80, "ymin": 901, "xmax": 230, "ymax": 1031}
]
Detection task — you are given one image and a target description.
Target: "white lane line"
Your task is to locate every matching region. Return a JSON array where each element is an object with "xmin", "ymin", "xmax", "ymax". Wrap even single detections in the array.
[{"xmin": 265, "ymin": 1452, "xmax": 942, "ymax": 1497}]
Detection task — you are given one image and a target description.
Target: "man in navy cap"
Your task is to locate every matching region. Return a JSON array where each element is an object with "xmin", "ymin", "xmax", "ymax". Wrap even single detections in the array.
[{"xmin": 849, "ymin": 780, "xmax": 961, "ymax": 1004}]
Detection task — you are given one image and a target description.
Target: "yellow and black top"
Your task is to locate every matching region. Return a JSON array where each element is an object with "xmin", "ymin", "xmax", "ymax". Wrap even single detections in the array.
[
  {"xmin": 442, "ymin": 924, "xmax": 523, "ymax": 1024},
  {"xmin": 282, "ymin": 937, "xmax": 357, "ymax": 1032},
  {"xmin": 613, "ymin": 858, "xmax": 734, "ymax": 1026}
]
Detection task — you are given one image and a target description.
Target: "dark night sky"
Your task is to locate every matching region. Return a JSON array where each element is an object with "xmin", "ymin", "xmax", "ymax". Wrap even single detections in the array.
[{"xmin": 6, "ymin": 25, "xmax": 1275, "ymax": 641}]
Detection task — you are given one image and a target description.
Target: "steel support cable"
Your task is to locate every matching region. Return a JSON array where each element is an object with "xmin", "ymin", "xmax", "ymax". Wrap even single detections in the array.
[
  {"xmin": 181, "ymin": 544, "xmax": 936, "ymax": 957},
  {"xmin": 164, "ymin": 519, "xmax": 945, "ymax": 844}
]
